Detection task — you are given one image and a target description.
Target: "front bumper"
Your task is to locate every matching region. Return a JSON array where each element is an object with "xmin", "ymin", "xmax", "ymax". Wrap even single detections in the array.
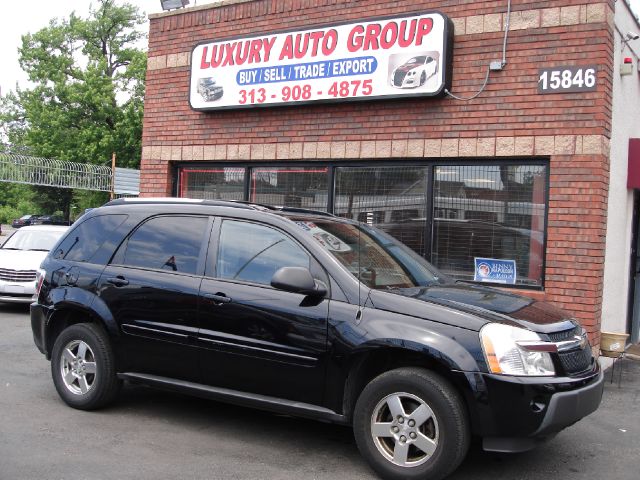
[
  {"xmin": 456, "ymin": 363, "xmax": 604, "ymax": 452},
  {"xmin": 0, "ymin": 280, "xmax": 35, "ymax": 303},
  {"xmin": 0, "ymin": 294, "xmax": 33, "ymax": 303}
]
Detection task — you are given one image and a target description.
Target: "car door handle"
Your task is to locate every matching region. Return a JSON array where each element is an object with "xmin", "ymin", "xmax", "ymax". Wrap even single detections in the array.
[
  {"xmin": 204, "ymin": 293, "xmax": 231, "ymax": 305},
  {"xmin": 107, "ymin": 276, "xmax": 129, "ymax": 287}
]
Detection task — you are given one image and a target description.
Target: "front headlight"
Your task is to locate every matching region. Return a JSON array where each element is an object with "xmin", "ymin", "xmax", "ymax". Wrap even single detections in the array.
[{"xmin": 480, "ymin": 323, "xmax": 555, "ymax": 376}]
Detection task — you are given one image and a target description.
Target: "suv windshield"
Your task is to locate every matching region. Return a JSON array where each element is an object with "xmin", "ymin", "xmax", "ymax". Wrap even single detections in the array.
[
  {"xmin": 293, "ymin": 217, "xmax": 445, "ymax": 289},
  {"xmin": 2, "ymin": 228, "xmax": 66, "ymax": 251}
]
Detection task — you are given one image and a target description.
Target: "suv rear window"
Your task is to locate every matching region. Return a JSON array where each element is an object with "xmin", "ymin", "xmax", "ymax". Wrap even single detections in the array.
[
  {"xmin": 117, "ymin": 215, "xmax": 208, "ymax": 275},
  {"xmin": 55, "ymin": 215, "xmax": 128, "ymax": 263}
]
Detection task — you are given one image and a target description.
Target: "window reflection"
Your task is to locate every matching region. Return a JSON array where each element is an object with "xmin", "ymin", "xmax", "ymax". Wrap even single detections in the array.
[
  {"xmin": 432, "ymin": 165, "xmax": 546, "ymax": 286},
  {"xmin": 216, "ymin": 221, "xmax": 310, "ymax": 285},
  {"xmin": 250, "ymin": 167, "xmax": 329, "ymax": 211},
  {"xmin": 334, "ymin": 166, "xmax": 428, "ymax": 256},
  {"xmin": 122, "ymin": 216, "xmax": 207, "ymax": 275},
  {"xmin": 179, "ymin": 168, "xmax": 245, "ymax": 200}
]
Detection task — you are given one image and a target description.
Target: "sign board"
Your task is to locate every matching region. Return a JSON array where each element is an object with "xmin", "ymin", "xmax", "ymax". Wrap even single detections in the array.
[
  {"xmin": 190, "ymin": 11, "xmax": 453, "ymax": 110},
  {"xmin": 474, "ymin": 258, "xmax": 517, "ymax": 284},
  {"xmin": 538, "ymin": 66, "xmax": 597, "ymax": 94}
]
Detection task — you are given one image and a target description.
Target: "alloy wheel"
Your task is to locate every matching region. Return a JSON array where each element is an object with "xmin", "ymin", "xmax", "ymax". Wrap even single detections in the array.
[
  {"xmin": 370, "ymin": 392, "xmax": 439, "ymax": 467},
  {"xmin": 60, "ymin": 339, "xmax": 97, "ymax": 395}
]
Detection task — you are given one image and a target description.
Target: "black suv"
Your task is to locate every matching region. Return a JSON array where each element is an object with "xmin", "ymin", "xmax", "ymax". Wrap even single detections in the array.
[{"xmin": 31, "ymin": 199, "xmax": 603, "ymax": 480}]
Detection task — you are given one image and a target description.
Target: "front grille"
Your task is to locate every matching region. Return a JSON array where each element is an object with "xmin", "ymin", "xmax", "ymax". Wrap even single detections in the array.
[
  {"xmin": 547, "ymin": 325, "xmax": 581, "ymax": 342},
  {"xmin": 392, "ymin": 71, "xmax": 407, "ymax": 86},
  {"xmin": 558, "ymin": 346, "xmax": 593, "ymax": 375},
  {"xmin": 0, "ymin": 268, "xmax": 37, "ymax": 282}
]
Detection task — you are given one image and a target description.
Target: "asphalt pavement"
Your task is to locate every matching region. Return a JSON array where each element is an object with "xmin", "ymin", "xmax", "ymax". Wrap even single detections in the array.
[{"xmin": 0, "ymin": 304, "xmax": 638, "ymax": 480}]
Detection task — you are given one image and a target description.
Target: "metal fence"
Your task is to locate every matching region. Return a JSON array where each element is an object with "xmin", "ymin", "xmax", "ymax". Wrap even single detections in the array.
[{"xmin": 0, "ymin": 153, "xmax": 139, "ymax": 195}]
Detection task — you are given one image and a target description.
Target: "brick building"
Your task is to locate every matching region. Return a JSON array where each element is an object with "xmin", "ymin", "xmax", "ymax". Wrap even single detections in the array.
[{"xmin": 140, "ymin": 0, "xmax": 640, "ymax": 347}]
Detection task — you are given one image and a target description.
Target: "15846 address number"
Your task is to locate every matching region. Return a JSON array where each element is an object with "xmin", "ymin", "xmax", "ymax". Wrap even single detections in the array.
[{"xmin": 538, "ymin": 66, "xmax": 597, "ymax": 94}]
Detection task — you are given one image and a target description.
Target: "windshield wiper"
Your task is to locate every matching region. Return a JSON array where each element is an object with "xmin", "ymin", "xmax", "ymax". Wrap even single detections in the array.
[
  {"xmin": 28, "ymin": 248, "xmax": 49, "ymax": 252},
  {"xmin": 1, "ymin": 247, "xmax": 21, "ymax": 250}
]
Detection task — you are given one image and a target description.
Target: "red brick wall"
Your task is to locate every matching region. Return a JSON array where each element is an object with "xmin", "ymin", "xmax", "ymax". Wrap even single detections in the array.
[
  {"xmin": 143, "ymin": 0, "xmax": 614, "ymax": 144},
  {"xmin": 141, "ymin": 0, "xmax": 615, "ymax": 342}
]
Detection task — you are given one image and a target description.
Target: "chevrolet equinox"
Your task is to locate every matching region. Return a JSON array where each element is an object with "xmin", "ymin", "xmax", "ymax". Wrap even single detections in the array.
[{"xmin": 31, "ymin": 198, "xmax": 604, "ymax": 480}]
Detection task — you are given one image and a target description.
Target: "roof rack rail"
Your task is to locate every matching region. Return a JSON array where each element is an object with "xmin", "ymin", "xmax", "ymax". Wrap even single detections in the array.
[
  {"xmin": 103, "ymin": 197, "xmax": 254, "ymax": 210},
  {"xmin": 103, "ymin": 197, "xmax": 336, "ymax": 217},
  {"xmin": 275, "ymin": 206, "xmax": 336, "ymax": 217},
  {"xmin": 223, "ymin": 200, "xmax": 335, "ymax": 217}
]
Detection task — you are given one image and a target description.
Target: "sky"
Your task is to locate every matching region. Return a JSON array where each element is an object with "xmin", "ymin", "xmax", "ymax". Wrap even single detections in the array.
[
  {"xmin": 0, "ymin": 0, "xmax": 219, "ymax": 96},
  {"xmin": 1, "ymin": 0, "xmax": 640, "ymax": 96}
]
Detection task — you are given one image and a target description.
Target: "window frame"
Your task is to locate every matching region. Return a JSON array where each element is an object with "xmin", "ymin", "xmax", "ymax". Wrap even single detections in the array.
[{"xmin": 175, "ymin": 158, "xmax": 549, "ymax": 290}]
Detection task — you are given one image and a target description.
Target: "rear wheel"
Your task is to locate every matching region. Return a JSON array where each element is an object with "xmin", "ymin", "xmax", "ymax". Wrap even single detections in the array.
[
  {"xmin": 353, "ymin": 367, "xmax": 469, "ymax": 480},
  {"xmin": 51, "ymin": 323, "xmax": 120, "ymax": 410}
]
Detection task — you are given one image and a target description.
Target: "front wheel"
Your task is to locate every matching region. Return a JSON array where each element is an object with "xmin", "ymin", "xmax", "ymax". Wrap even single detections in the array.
[
  {"xmin": 353, "ymin": 367, "xmax": 469, "ymax": 480},
  {"xmin": 51, "ymin": 323, "xmax": 120, "ymax": 410}
]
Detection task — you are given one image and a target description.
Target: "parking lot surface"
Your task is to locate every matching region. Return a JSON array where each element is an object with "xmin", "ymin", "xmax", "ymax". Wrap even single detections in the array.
[{"xmin": 1, "ymin": 304, "xmax": 638, "ymax": 480}]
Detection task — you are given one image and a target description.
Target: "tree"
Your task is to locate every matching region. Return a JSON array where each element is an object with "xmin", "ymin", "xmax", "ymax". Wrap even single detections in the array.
[{"xmin": 0, "ymin": 0, "xmax": 146, "ymax": 218}]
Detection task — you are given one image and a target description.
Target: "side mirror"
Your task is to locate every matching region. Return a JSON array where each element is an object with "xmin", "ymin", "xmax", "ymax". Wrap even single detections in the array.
[{"xmin": 271, "ymin": 267, "xmax": 327, "ymax": 297}]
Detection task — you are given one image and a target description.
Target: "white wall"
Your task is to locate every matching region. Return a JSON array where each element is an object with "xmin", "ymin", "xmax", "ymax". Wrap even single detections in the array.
[{"xmin": 601, "ymin": 1, "xmax": 640, "ymax": 336}]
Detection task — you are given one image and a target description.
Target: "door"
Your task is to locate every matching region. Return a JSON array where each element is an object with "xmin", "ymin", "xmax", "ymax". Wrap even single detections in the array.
[
  {"xmin": 97, "ymin": 215, "xmax": 210, "ymax": 381},
  {"xmin": 630, "ymin": 192, "xmax": 640, "ymax": 343},
  {"xmin": 198, "ymin": 219, "xmax": 329, "ymax": 405}
]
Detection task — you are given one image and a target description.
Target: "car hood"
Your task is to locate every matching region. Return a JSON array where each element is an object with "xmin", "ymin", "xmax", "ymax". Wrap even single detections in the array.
[
  {"xmin": 0, "ymin": 249, "xmax": 48, "ymax": 271},
  {"xmin": 369, "ymin": 283, "xmax": 576, "ymax": 334},
  {"xmin": 395, "ymin": 62, "xmax": 421, "ymax": 73}
]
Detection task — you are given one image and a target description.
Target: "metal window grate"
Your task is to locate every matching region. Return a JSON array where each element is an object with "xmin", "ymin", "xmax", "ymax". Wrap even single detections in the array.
[
  {"xmin": 334, "ymin": 166, "xmax": 428, "ymax": 256},
  {"xmin": 250, "ymin": 167, "xmax": 329, "ymax": 211},
  {"xmin": 179, "ymin": 168, "xmax": 245, "ymax": 200},
  {"xmin": 174, "ymin": 163, "xmax": 548, "ymax": 287},
  {"xmin": 431, "ymin": 165, "xmax": 546, "ymax": 286}
]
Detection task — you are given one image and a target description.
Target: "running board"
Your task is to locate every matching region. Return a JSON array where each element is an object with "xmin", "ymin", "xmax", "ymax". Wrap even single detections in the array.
[{"xmin": 118, "ymin": 372, "xmax": 349, "ymax": 425}]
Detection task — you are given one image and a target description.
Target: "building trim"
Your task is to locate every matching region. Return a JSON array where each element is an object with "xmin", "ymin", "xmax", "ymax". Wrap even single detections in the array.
[{"xmin": 141, "ymin": 135, "xmax": 610, "ymax": 162}]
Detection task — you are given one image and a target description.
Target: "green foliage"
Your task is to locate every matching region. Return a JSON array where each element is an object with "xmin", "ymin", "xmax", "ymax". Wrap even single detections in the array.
[
  {"xmin": 71, "ymin": 190, "xmax": 110, "ymax": 220},
  {"xmin": 14, "ymin": 0, "xmax": 147, "ymax": 166},
  {"xmin": 0, "ymin": 183, "xmax": 38, "ymax": 224},
  {"xmin": 0, "ymin": 0, "xmax": 146, "ymax": 216}
]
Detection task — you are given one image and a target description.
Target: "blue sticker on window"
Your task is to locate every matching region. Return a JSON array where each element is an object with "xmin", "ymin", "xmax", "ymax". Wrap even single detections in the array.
[{"xmin": 474, "ymin": 258, "xmax": 517, "ymax": 284}]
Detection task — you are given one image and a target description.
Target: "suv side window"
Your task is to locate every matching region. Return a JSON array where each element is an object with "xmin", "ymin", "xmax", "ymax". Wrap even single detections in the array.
[
  {"xmin": 55, "ymin": 214, "xmax": 128, "ymax": 263},
  {"xmin": 216, "ymin": 220, "xmax": 310, "ymax": 285},
  {"xmin": 115, "ymin": 216, "xmax": 208, "ymax": 275}
]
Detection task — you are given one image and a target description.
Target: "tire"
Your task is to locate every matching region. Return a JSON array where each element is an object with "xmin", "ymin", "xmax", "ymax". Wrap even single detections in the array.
[
  {"xmin": 353, "ymin": 367, "xmax": 470, "ymax": 480},
  {"xmin": 420, "ymin": 71, "xmax": 427, "ymax": 86},
  {"xmin": 51, "ymin": 323, "xmax": 120, "ymax": 410}
]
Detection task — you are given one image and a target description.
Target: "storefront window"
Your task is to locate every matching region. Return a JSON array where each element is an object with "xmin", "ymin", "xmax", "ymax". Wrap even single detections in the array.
[
  {"xmin": 431, "ymin": 165, "xmax": 546, "ymax": 286},
  {"xmin": 179, "ymin": 168, "xmax": 245, "ymax": 200},
  {"xmin": 250, "ymin": 167, "xmax": 329, "ymax": 211},
  {"xmin": 334, "ymin": 166, "xmax": 428, "ymax": 256},
  {"xmin": 176, "ymin": 162, "xmax": 547, "ymax": 288}
]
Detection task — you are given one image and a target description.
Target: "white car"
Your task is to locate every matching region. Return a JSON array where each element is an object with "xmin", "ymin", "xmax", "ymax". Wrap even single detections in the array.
[
  {"xmin": 0, "ymin": 225, "xmax": 68, "ymax": 303},
  {"xmin": 390, "ymin": 55, "xmax": 438, "ymax": 88}
]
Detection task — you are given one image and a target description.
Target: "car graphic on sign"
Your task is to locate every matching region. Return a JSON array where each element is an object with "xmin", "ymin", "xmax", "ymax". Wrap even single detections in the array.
[
  {"xmin": 390, "ymin": 54, "xmax": 438, "ymax": 89},
  {"xmin": 197, "ymin": 77, "xmax": 224, "ymax": 101}
]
